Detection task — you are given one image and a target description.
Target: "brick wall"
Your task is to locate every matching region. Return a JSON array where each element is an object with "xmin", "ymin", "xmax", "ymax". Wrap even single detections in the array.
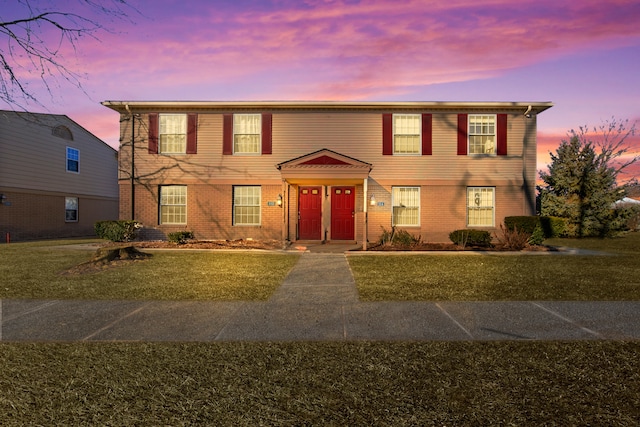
[{"xmin": 0, "ymin": 189, "xmax": 117, "ymax": 241}]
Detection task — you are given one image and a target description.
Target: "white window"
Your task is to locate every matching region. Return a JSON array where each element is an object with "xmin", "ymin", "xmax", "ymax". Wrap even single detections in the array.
[
  {"xmin": 66, "ymin": 147, "xmax": 79, "ymax": 173},
  {"xmin": 393, "ymin": 114, "xmax": 420, "ymax": 154},
  {"xmin": 234, "ymin": 186, "xmax": 261, "ymax": 225},
  {"xmin": 392, "ymin": 186, "xmax": 420, "ymax": 226},
  {"xmin": 160, "ymin": 186, "xmax": 187, "ymax": 224},
  {"xmin": 234, "ymin": 114, "xmax": 261, "ymax": 154},
  {"xmin": 65, "ymin": 197, "xmax": 78, "ymax": 222},
  {"xmin": 468, "ymin": 115, "xmax": 496, "ymax": 155},
  {"xmin": 467, "ymin": 187, "xmax": 495, "ymax": 227},
  {"xmin": 159, "ymin": 114, "xmax": 187, "ymax": 154}
]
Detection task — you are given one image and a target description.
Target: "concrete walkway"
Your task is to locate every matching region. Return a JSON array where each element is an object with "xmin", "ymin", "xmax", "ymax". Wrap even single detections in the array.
[{"xmin": 2, "ymin": 251, "xmax": 640, "ymax": 342}]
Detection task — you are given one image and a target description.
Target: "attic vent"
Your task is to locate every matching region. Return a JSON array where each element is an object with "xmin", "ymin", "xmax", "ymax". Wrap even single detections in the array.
[{"xmin": 52, "ymin": 125, "xmax": 73, "ymax": 141}]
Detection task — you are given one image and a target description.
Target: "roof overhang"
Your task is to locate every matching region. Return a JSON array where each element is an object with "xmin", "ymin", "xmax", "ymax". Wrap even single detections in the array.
[
  {"xmin": 276, "ymin": 149, "xmax": 372, "ymax": 185},
  {"xmin": 102, "ymin": 100, "xmax": 554, "ymax": 115}
]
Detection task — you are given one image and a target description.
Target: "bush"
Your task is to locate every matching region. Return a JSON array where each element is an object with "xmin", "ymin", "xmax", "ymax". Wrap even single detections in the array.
[
  {"xmin": 94, "ymin": 220, "xmax": 141, "ymax": 242},
  {"xmin": 449, "ymin": 229, "xmax": 492, "ymax": 248},
  {"xmin": 167, "ymin": 231, "xmax": 195, "ymax": 244},
  {"xmin": 505, "ymin": 216, "xmax": 567, "ymax": 244},
  {"xmin": 493, "ymin": 224, "xmax": 531, "ymax": 250},
  {"xmin": 378, "ymin": 226, "xmax": 422, "ymax": 247}
]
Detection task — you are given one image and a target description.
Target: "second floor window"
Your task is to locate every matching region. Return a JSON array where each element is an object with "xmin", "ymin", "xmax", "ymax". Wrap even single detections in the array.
[
  {"xmin": 234, "ymin": 114, "xmax": 261, "ymax": 154},
  {"xmin": 66, "ymin": 147, "xmax": 79, "ymax": 173},
  {"xmin": 468, "ymin": 115, "xmax": 496, "ymax": 155},
  {"xmin": 159, "ymin": 114, "xmax": 187, "ymax": 154},
  {"xmin": 393, "ymin": 114, "xmax": 420, "ymax": 154}
]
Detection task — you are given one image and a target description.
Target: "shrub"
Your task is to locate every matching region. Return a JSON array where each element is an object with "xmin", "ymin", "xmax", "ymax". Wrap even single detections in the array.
[
  {"xmin": 449, "ymin": 229, "xmax": 492, "ymax": 248},
  {"xmin": 505, "ymin": 216, "xmax": 567, "ymax": 244},
  {"xmin": 493, "ymin": 223, "xmax": 531, "ymax": 250},
  {"xmin": 94, "ymin": 220, "xmax": 141, "ymax": 242},
  {"xmin": 378, "ymin": 226, "xmax": 422, "ymax": 247},
  {"xmin": 167, "ymin": 231, "xmax": 195, "ymax": 244}
]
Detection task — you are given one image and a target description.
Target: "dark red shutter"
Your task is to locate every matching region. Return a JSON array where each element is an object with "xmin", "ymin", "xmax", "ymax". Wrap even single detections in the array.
[
  {"xmin": 382, "ymin": 113, "xmax": 393, "ymax": 155},
  {"xmin": 497, "ymin": 114, "xmax": 507, "ymax": 156},
  {"xmin": 457, "ymin": 114, "xmax": 467, "ymax": 155},
  {"xmin": 148, "ymin": 113, "xmax": 158, "ymax": 154},
  {"xmin": 421, "ymin": 114, "xmax": 432, "ymax": 155},
  {"xmin": 223, "ymin": 114, "xmax": 233, "ymax": 155},
  {"xmin": 261, "ymin": 113, "xmax": 272, "ymax": 154},
  {"xmin": 186, "ymin": 114, "xmax": 197, "ymax": 154}
]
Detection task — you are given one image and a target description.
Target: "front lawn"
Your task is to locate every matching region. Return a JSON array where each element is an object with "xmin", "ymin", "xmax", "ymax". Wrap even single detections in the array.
[
  {"xmin": 0, "ymin": 240, "xmax": 299, "ymax": 300},
  {"xmin": 349, "ymin": 232, "xmax": 640, "ymax": 301}
]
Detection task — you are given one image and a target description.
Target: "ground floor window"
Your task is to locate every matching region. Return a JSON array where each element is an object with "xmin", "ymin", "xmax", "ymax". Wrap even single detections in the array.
[
  {"xmin": 234, "ymin": 186, "xmax": 261, "ymax": 225},
  {"xmin": 160, "ymin": 185, "xmax": 187, "ymax": 224},
  {"xmin": 467, "ymin": 187, "xmax": 495, "ymax": 226},
  {"xmin": 65, "ymin": 197, "xmax": 78, "ymax": 222},
  {"xmin": 392, "ymin": 186, "xmax": 420, "ymax": 226}
]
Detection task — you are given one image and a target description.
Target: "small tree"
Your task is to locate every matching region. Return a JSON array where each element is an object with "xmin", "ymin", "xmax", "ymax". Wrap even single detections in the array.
[{"xmin": 538, "ymin": 118, "xmax": 638, "ymax": 237}]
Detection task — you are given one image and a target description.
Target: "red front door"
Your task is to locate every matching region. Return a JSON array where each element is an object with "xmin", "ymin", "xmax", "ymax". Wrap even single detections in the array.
[
  {"xmin": 298, "ymin": 186, "xmax": 322, "ymax": 240},
  {"xmin": 331, "ymin": 186, "xmax": 355, "ymax": 240}
]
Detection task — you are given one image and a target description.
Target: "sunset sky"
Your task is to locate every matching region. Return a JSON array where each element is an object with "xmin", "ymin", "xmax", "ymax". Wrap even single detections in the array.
[{"xmin": 2, "ymin": 0, "xmax": 639, "ymax": 178}]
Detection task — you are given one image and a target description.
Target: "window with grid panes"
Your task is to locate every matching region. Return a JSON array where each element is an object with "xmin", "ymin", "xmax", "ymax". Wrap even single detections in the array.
[
  {"xmin": 159, "ymin": 114, "xmax": 187, "ymax": 153},
  {"xmin": 393, "ymin": 114, "xmax": 420, "ymax": 154},
  {"xmin": 160, "ymin": 186, "xmax": 187, "ymax": 224},
  {"xmin": 468, "ymin": 115, "xmax": 496, "ymax": 154},
  {"xmin": 234, "ymin": 186, "xmax": 261, "ymax": 225},
  {"xmin": 467, "ymin": 187, "xmax": 494, "ymax": 226},
  {"xmin": 234, "ymin": 114, "xmax": 261, "ymax": 154},
  {"xmin": 392, "ymin": 186, "xmax": 420, "ymax": 226}
]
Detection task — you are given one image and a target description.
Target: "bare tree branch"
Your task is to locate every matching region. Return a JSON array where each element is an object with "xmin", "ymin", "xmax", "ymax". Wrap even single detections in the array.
[{"xmin": 0, "ymin": 0, "xmax": 138, "ymax": 110}]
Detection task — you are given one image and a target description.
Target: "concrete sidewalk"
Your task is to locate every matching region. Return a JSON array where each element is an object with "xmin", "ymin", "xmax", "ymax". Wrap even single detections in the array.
[{"xmin": 2, "ymin": 252, "xmax": 640, "ymax": 342}]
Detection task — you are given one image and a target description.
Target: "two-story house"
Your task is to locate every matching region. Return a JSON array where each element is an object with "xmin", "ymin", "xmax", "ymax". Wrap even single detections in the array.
[
  {"xmin": 101, "ymin": 101, "xmax": 552, "ymax": 248},
  {"xmin": 0, "ymin": 111, "xmax": 119, "ymax": 241}
]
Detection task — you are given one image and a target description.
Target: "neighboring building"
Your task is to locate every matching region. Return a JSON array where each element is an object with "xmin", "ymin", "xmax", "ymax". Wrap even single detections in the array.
[
  {"xmin": 0, "ymin": 111, "xmax": 119, "ymax": 241},
  {"xmin": 101, "ymin": 101, "xmax": 552, "ymax": 247}
]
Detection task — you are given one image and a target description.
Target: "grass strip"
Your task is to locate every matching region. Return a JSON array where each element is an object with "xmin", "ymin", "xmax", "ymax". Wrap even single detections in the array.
[{"xmin": 0, "ymin": 341, "xmax": 638, "ymax": 425}]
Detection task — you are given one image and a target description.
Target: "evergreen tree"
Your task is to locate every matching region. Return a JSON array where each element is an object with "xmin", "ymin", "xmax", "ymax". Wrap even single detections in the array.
[{"xmin": 539, "ymin": 118, "xmax": 638, "ymax": 237}]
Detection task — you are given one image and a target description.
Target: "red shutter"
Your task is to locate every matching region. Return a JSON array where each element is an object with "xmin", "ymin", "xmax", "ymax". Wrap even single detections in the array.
[
  {"xmin": 457, "ymin": 114, "xmax": 467, "ymax": 155},
  {"xmin": 421, "ymin": 114, "xmax": 432, "ymax": 155},
  {"xmin": 223, "ymin": 114, "xmax": 233, "ymax": 155},
  {"xmin": 497, "ymin": 114, "xmax": 507, "ymax": 156},
  {"xmin": 261, "ymin": 113, "xmax": 272, "ymax": 154},
  {"xmin": 148, "ymin": 113, "xmax": 158, "ymax": 154},
  {"xmin": 382, "ymin": 113, "xmax": 393, "ymax": 155},
  {"xmin": 186, "ymin": 114, "xmax": 197, "ymax": 154}
]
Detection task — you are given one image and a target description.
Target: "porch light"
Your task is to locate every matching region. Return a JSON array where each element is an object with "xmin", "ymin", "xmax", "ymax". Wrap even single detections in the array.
[
  {"xmin": 277, "ymin": 194, "xmax": 283, "ymax": 206},
  {"xmin": 369, "ymin": 194, "xmax": 376, "ymax": 206}
]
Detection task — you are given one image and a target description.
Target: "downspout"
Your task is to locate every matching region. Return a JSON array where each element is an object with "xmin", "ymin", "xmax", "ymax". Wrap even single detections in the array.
[
  {"xmin": 125, "ymin": 104, "xmax": 135, "ymax": 220},
  {"xmin": 363, "ymin": 178, "xmax": 368, "ymax": 251}
]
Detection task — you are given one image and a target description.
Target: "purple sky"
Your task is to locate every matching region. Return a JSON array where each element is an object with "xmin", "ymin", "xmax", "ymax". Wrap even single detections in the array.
[{"xmin": 3, "ymin": 0, "xmax": 640, "ymax": 178}]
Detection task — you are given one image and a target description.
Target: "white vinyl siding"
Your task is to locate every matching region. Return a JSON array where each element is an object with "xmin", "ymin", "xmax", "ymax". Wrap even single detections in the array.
[
  {"xmin": 159, "ymin": 114, "xmax": 187, "ymax": 154},
  {"xmin": 234, "ymin": 186, "xmax": 261, "ymax": 225},
  {"xmin": 234, "ymin": 114, "xmax": 261, "ymax": 154},
  {"xmin": 393, "ymin": 114, "xmax": 420, "ymax": 155},
  {"xmin": 392, "ymin": 186, "xmax": 420, "ymax": 226},
  {"xmin": 469, "ymin": 115, "xmax": 496, "ymax": 155},
  {"xmin": 160, "ymin": 185, "xmax": 187, "ymax": 224},
  {"xmin": 467, "ymin": 187, "xmax": 495, "ymax": 226},
  {"xmin": 65, "ymin": 197, "xmax": 78, "ymax": 222}
]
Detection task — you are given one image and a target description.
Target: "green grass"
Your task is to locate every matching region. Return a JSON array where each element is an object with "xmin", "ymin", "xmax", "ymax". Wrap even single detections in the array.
[
  {"xmin": 1, "ymin": 341, "xmax": 638, "ymax": 425},
  {"xmin": 0, "ymin": 240, "xmax": 299, "ymax": 300},
  {"xmin": 349, "ymin": 232, "xmax": 640, "ymax": 301}
]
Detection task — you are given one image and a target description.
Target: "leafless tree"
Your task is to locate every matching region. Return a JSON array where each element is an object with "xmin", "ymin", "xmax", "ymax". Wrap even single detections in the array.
[{"xmin": 0, "ymin": 0, "xmax": 137, "ymax": 110}]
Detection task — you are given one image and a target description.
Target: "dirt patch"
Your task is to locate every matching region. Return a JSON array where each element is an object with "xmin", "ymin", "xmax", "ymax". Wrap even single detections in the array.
[
  {"xmin": 60, "ymin": 245, "xmax": 153, "ymax": 276},
  {"xmin": 130, "ymin": 239, "xmax": 288, "ymax": 250},
  {"xmin": 366, "ymin": 242, "xmax": 556, "ymax": 252}
]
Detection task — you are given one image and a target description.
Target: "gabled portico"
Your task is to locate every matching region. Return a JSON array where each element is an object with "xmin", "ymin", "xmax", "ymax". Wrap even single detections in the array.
[{"xmin": 276, "ymin": 149, "xmax": 373, "ymax": 249}]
